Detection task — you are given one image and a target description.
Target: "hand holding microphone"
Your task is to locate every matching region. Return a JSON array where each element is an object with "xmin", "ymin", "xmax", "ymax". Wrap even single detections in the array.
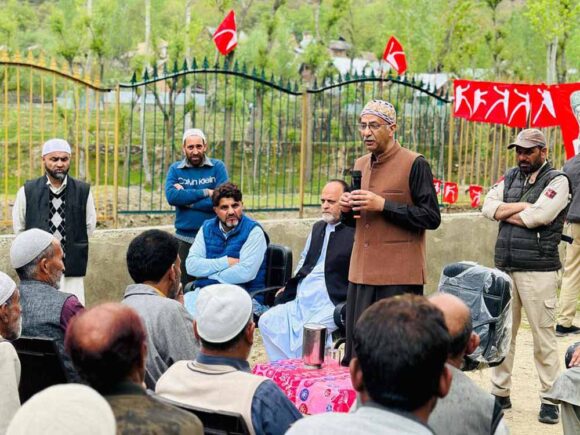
[{"xmin": 347, "ymin": 170, "xmax": 386, "ymax": 216}]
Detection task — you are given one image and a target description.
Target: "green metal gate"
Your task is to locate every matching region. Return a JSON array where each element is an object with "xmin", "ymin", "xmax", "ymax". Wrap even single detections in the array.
[{"xmin": 119, "ymin": 58, "xmax": 451, "ymax": 216}]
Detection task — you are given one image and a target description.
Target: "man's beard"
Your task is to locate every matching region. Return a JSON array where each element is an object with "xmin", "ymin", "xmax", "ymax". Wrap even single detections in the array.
[
  {"xmin": 223, "ymin": 216, "xmax": 240, "ymax": 229},
  {"xmin": 518, "ymin": 160, "xmax": 542, "ymax": 175},
  {"xmin": 4, "ymin": 317, "xmax": 22, "ymax": 341},
  {"xmin": 46, "ymin": 167, "xmax": 68, "ymax": 181},
  {"xmin": 187, "ymin": 154, "xmax": 205, "ymax": 167},
  {"xmin": 50, "ymin": 270, "xmax": 63, "ymax": 289},
  {"xmin": 168, "ymin": 280, "xmax": 180, "ymax": 300},
  {"xmin": 322, "ymin": 212, "xmax": 339, "ymax": 224}
]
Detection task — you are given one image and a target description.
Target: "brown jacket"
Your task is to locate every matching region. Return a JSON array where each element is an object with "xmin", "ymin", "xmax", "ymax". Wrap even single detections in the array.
[{"xmin": 348, "ymin": 142, "xmax": 426, "ymax": 285}]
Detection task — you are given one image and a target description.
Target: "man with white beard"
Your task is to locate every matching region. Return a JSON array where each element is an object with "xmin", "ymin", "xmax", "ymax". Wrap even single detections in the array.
[
  {"xmin": 259, "ymin": 180, "xmax": 355, "ymax": 360},
  {"xmin": 11, "ymin": 228, "xmax": 84, "ymax": 381},
  {"xmin": 0, "ymin": 272, "xmax": 23, "ymax": 433}
]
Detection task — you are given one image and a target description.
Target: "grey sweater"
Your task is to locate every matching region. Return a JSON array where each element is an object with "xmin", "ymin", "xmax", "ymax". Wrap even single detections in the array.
[{"xmin": 122, "ymin": 284, "xmax": 199, "ymax": 389}]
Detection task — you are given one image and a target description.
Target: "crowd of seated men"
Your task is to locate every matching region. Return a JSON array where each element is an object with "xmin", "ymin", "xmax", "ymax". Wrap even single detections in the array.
[{"xmin": 1, "ymin": 179, "xmax": 577, "ymax": 435}]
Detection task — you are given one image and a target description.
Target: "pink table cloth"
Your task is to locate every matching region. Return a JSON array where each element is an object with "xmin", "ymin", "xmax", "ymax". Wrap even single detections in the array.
[{"xmin": 252, "ymin": 358, "xmax": 356, "ymax": 414}]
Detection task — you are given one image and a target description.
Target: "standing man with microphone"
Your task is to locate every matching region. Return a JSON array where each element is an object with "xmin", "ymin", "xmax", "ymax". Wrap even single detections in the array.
[{"xmin": 339, "ymin": 99, "xmax": 441, "ymax": 365}]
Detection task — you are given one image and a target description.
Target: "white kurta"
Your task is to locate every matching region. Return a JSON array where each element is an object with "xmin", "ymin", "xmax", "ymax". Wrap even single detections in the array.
[
  {"xmin": 59, "ymin": 276, "xmax": 86, "ymax": 305},
  {"xmin": 259, "ymin": 222, "xmax": 338, "ymax": 361},
  {"xmin": 0, "ymin": 340, "xmax": 21, "ymax": 434}
]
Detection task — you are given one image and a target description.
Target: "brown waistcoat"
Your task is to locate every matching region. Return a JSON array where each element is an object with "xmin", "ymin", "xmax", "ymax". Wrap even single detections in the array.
[{"xmin": 348, "ymin": 142, "xmax": 426, "ymax": 285}]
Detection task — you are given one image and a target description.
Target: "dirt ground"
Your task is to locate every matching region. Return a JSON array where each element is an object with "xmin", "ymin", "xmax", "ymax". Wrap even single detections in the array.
[
  {"xmin": 465, "ymin": 314, "xmax": 579, "ymax": 435},
  {"xmin": 250, "ymin": 313, "xmax": 580, "ymax": 435}
]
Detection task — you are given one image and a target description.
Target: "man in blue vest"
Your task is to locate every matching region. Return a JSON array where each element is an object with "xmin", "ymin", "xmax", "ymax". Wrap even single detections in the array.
[
  {"xmin": 185, "ymin": 182, "xmax": 269, "ymax": 316},
  {"xmin": 482, "ymin": 128, "xmax": 570, "ymax": 425},
  {"xmin": 165, "ymin": 128, "xmax": 229, "ymax": 287}
]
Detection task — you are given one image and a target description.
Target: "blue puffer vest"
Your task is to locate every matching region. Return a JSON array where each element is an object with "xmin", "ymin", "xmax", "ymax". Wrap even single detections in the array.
[{"xmin": 196, "ymin": 214, "xmax": 268, "ymax": 292}]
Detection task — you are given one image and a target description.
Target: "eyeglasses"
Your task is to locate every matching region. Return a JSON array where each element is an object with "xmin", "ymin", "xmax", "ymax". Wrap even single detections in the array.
[{"xmin": 357, "ymin": 122, "xmax": 389, "ymax": 132}]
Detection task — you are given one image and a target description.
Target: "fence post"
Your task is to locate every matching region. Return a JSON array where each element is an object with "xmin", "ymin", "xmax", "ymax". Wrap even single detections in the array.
[
  {"xmin": 447, "ymin": 112, "xmax": 454, "ymax": 182},
  {"xmin": 113, "ymin": 84, "xmax": 120, "ymax": 228},
  {"xmin": 299, "ymin": 91, "xmax": 310, "ymax": 218},
  {"xmin": 3, "ymin": 64, "xmax": 8, "ymax": 222}
]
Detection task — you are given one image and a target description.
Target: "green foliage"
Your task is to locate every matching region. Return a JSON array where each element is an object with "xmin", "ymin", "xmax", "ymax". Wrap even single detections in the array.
[
  {"xmin": 525, "ymin": 0, "xmax": 579, "ymax": 44},
  {"xmin": 0, "ymin": 0, "xmax": 578, "ymax": 84}
]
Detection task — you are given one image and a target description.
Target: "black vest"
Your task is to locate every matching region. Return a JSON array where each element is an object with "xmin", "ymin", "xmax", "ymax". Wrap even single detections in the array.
[
  {"xmin": 495, "ymin": 163, "xmax": 569, "ymax": 272},
  {"xmin": 280, "ymin": 221, "xmax": 354, "ymax": 305},
  {"xmin": 19, "ymin": 279, "xmax": 80, "ymax": 381},
  {"xmin": 24, "ymin": 176, "xmax": 90, "ymax": 277}
]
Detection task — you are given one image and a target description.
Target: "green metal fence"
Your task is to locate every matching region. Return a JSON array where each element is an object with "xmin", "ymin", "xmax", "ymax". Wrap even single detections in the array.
[
  {"xmin": 118, "ymin": 58, "xmax": 451, "ymax": 215},
  {"xmin": 2, "ymin": 53, "xmax": 568, "ymax": 222}
]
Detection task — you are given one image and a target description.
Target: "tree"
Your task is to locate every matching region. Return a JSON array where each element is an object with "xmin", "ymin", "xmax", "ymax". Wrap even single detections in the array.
[
  {"xmin": 526, "ymin": 0, "xmax": 580, "ymax": 83},
  {"xmin": 482, "ymin": 0, "xmax": 506, "ymax": 77},
  {"xmin": 434, "ymin": 0, "xmax": 485, "ymax": 73}
]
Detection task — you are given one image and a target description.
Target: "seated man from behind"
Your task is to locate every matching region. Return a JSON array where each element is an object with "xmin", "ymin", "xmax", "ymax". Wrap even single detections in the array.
[
  {"xmin": 287, "ymin": 294, "xmax": 451, "ymax": 435},
  {"xmin": 122, "ymin": 229, "xmax": 198, "ymax": 389},
  {"xmin": 10, "ymin": 228, "xmax": 83, "ymax": 381},
  {"xmin": 0, "ymin": 272, "xmax": 23, "ymax": 433},
  {"xmin": 429, "ymin": 293, "xmax": 508, "ymax": 435},
  {"xmin": 186, "ymin": 182, "xmax": 269, "ymax": 316},
  {"xmin": 259, "ymin": 180, "xmax": 354, "ymax": 360},
  {"xmin": 544, "ymin": 342, "xmax": 580, "ymax": 434},
  {"xmin": 156, "ymin": 284, "xmax": 302, "ymax": 435},
  {"xmin": 65, "ymin": 302, "xmax": 203, "ymax": 434}
]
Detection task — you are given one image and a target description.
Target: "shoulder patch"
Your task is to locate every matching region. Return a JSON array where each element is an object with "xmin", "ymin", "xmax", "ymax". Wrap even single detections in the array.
[{"xmin": 544, "ymin": 188, "xmax": 557, "ymax": 199}]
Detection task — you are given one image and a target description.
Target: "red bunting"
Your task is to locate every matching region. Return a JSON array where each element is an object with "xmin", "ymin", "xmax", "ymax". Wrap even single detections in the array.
[
  {"xmin": 453, "ymin": 79, "xmax": 580, "ymax": 159},
  {"xmin": 382, "ymin": 36, "xmax": 407, "ymax": 76},
  {"xmin": 443, "ymin": 182, "xmax": 458, "ymax": 204},
  {"xmin": 213, "ymin": 10, "xmax": 238, "ymax": 56},
  {"xmin": 453, "ymin": 80, "xmax": 558, "ymax": 128},
  {"xmin": 469, "ymin": 185, "xmax": 483, "ymax": 208},
  {"xmin": 433, "ymin": 178, "xmax": 442, "ymax": 195}
]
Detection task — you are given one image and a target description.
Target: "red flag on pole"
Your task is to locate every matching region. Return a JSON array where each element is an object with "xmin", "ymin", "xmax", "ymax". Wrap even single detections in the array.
[
  {"xmin": 443, "ymin": 182, "xmax": 458, "ymax": 204},
  {"xmin": 382, "ymin": 36, "xmax": 407, "ymax": 76},
  {"xmin": 469, "ymin": 185, "xmax": 483, "ymax": 208},
  {"xmin": 213, "ymin": 10, "xmax": 238, "ymax": 56}
]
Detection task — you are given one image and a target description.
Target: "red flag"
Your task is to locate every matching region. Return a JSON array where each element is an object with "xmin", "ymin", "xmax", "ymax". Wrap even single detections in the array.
[
  {"xmin": 469, "ymin": 185, "xmax": 483, "ymax": 208},
  {"xmin": 433, "ymin": 178, "xmax": 442, "ymax": 195},
  {"xmin": 213, "ymin": 10, "xmax": 238, "ymax": 56},
  {"xmin": 382, "ymin": 36, "xmax": 407, "ymax": 76},
  {"xmin": 551, "ymin": 83, "xmax": 580, "ymax": 158},
  {"xmin": 443, "ymin": 182, "xmax": 458, "ymax": 204}
]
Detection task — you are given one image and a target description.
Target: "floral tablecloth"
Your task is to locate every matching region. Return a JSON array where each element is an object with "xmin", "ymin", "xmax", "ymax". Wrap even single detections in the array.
[{"xmin": 252, "ymin": 358, "xmax": 356, "ymax": 414}]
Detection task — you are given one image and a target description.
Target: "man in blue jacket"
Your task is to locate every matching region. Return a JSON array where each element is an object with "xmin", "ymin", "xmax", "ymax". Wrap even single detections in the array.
[
  {"xmin": 185, "ymin": 183, "xmax": 269, "ymax": 316},
  {"xmin": 165, "ymin": 128, "xmax": 228, "ymax": 287}
]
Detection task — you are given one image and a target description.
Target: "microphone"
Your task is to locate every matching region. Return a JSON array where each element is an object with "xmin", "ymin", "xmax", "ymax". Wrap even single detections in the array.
[{"xmin": 351, "ymin": 170, "xmax": 362, "ymax": 217}]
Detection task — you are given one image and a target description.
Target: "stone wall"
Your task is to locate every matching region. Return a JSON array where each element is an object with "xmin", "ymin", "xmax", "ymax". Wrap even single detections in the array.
[{"xmin": 0, "ymin": 213, "xmax": 508, "ymax": 306}]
